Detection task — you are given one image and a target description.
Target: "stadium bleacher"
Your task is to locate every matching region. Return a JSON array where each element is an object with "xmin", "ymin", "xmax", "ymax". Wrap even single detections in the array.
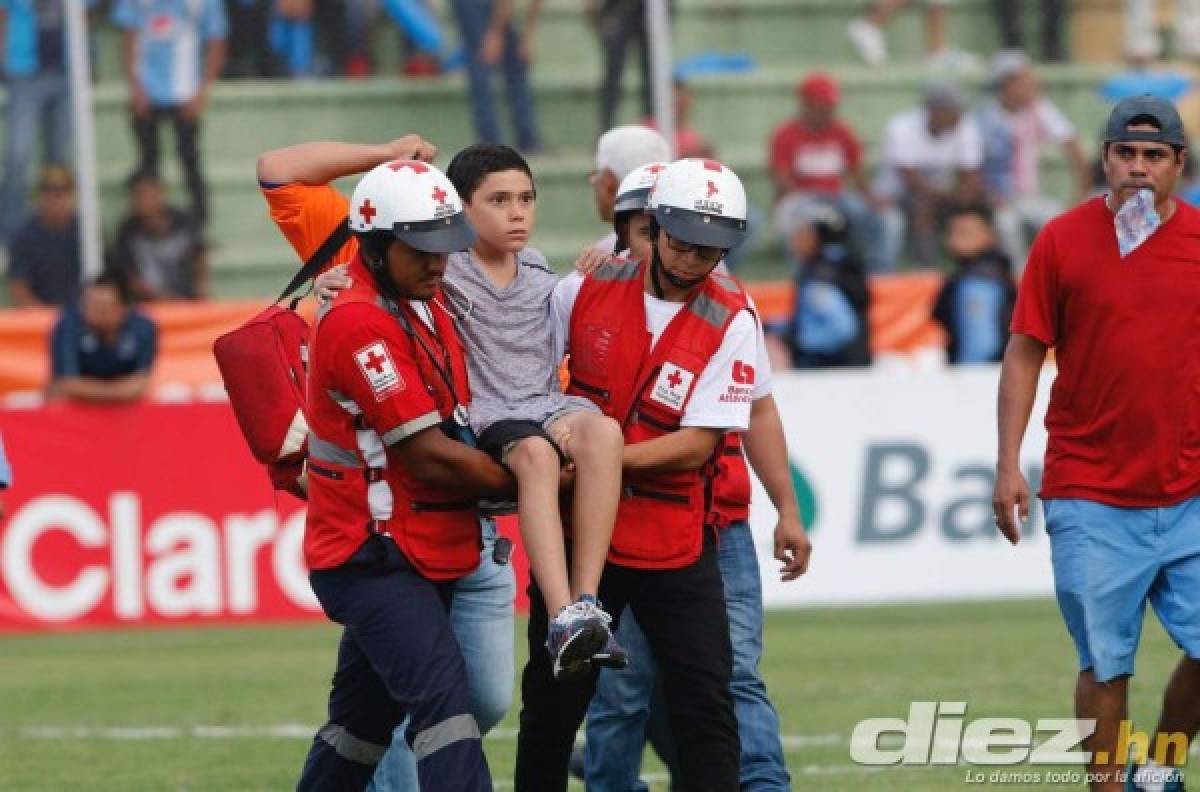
[{"xmin": 0, "ymin": 0, "xmax": 1123, "ymax": 297}]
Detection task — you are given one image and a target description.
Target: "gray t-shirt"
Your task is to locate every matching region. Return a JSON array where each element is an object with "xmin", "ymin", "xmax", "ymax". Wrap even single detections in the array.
[{"xmin": 445, "ymin": 248, "xmax": 596, "ymax": 434}]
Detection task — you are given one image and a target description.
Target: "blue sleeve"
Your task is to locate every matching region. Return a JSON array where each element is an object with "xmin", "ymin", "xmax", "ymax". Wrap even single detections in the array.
[
  {"xmin": 134, "ymin": 314, "xmax": 158, "ymax": 372},
  {"xmin": 111, "ymin": 0, "xmax": 138, "ymax": 29},
  {"xmin": 50, "ymin": 311, "xmax": 81, "ymax": 377},
  {"xmin": 203, "ymin": 0, "xmax": 229, "ymax": 40},
  {"xmin": 0, "ymin": 434, "xmax": 10, "ymax": 489}
]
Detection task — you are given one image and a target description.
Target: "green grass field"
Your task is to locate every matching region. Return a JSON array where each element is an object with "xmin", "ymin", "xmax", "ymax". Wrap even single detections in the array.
[{"xmin": 0, "ymin": 599, "xmax": 1186, "ymax": 791}]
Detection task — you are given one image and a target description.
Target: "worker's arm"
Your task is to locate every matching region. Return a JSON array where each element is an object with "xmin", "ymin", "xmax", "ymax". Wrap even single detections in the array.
[
  {"xmin": 744, "ymin": 394, "xmax": 811, "ymax": 580},
  {"xmin": 993, "ymin": 333, "xmax": 1047, "ymax": 544},
  {"xmin": 397, "ymin": 426, "xmax": 517, "ymax": 499},
  {"xmin": 256, "ymin": 135, "xmax": 437, "ymax": 186},
  {"xmin": 622, "ymin": 427, "xmax": 722, "ymax": 474}
]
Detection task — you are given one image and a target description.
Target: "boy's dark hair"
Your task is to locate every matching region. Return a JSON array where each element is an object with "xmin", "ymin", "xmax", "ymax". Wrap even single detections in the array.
[
  {"xmin": 945, "ymin": 202, "xmax": 995, "ymax": 228},
  {"xmin": 446, "ymin": 143, "xmax": 534, "ymax": 203}
]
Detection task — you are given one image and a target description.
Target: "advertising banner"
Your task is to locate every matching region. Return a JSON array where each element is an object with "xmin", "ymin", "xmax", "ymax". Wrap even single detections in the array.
[
  {"xmin": 0, "ymin": 364, "xmax": 1053, "ymax": 631},
  {"xmin": 751, "ymin": 366, "xmax": 1055, "ymax": 605}
]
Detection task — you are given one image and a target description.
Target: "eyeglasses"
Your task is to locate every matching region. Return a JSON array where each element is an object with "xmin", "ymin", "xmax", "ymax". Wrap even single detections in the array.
[{"xmin": 663, "ymin": 232, "xmax": 724, "ymax": 264}]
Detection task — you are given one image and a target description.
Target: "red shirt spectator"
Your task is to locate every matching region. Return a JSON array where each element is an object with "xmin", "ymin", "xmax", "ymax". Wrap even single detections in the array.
[
  {"xmin": 768, "ymin": 73, "xmax": 870, "ymax": 197},
  {"xmin": 1011, "ymin": 196, "xmax": 1200, "ymax": 506}
]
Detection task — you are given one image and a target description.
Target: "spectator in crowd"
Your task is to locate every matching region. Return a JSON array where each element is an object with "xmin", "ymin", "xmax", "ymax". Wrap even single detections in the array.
[
  {"xmin": 223, "ymin": 0, "xmax": 275, "ymax": 77},
  {"xmin": 847, "ymin": 0, "xmax": 977, "ymax": 69},
  {"xmin": 113, "ymin": 0, "xmax": 228, "ymax": 225},
  {"xmin": 932, "ymin": 203, "xmax": 1016, "ymax": 364},
  {"xmin": 991, "ymin": 0, "xmax": 1065, "ymax": 62},
  {"xmin": 0, "ymin": 0, "xmax": 72, "ymax": 244},
  {"xmin": 111, "ymin": 170, "xmax": 208, "ymax": 301},
  {"xmin": 589, "ymin": 0, "xmax": 662, "ymax": 133},
  {"xmin": 1124, "ymin": 0, "xmax": 1200, "ymax": 64},
  {"xmin": 978, "ymin": 51, "xmax": 1089, "ymax": 266},
  {"xmin": 451, "ymin": 0, "xmax": 543, "ymax": 152},
  {"xmin": 769, "ymin": 72, "xmax": 889, "ymax": 271},
  {"xmin": 765, "ymin": 195, "xmax": 870, "ymax": 370},
  {"xmin": 642, "ymin": 77, "xmax": 712, "ymax": 159},
  {"xmin": 588, "ymin": 124, "xmax": 670, "ymax": 250},
  {"xmin": 48, "ymin": 272, "xmax": 157, "ymax": 403},
  {"xmin": 876, "ymin": 80, "xmax": 984, "ymax": 268},
  {"xmin": 6, "ymin": 164, "xmax": 80, "ymax": 307},
  {"xmin": 269, "ymin": 0, "xmax": 314, "ymax": 77},
  {"xmin": 0, "ymin": 431, "xmax": 9, "ymax": 521}
]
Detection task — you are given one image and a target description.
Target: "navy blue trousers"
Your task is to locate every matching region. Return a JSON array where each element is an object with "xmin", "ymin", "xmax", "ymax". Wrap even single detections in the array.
[{"xmin": 297, "ymin": 536, "xmax": 492, "ymax": 792}]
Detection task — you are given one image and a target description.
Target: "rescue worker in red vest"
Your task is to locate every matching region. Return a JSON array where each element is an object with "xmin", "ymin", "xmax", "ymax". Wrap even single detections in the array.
[
  {"xmin": 514, "ymin": 159, "xmax": 759, "ymax": 792},
  {"xmin": 258, "ymin": 141, "xmax": 516, "ymax": 792}
]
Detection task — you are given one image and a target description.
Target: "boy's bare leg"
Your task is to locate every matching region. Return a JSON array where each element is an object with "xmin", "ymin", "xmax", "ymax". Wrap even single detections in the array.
[
  {"xmin": 548, "ymin": 411, "xmax": 623, "ymax": 599},
  {"xmin": 506, "ymin": 436, "xmax": 572, "ymax": 615}
]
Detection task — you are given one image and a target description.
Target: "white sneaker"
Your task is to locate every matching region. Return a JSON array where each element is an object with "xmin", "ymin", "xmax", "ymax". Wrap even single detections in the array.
[{"xmin": 847, "ymin": 18, "xmax": 888, "ymax": 66}]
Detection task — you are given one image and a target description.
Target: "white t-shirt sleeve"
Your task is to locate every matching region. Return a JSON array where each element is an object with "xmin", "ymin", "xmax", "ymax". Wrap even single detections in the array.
[
  {"xmin": 746, "ymin": 295, "xmax": 773, "ymax": 399},
  {"xmin": 956, "ymin": 117, "xmax": 985, "ymax": 169},
  {"xmin": 680, "ymin": 309, "xmax": 758, "ymax": 431},
  {"xmin": 551, "ymin": 272, "xmax": 584, "ymax": 362},
  {"xmin": 884, "ymin": 114, "xmax": 915, "ymax": 168},
  {"xmin": 1037, "ymin": 98, "xmax": 1076, "ymax": 143}
]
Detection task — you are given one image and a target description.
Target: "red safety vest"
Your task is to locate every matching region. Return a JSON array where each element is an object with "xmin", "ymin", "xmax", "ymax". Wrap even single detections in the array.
[
  {"xmin": 305, "ymin": 256, "xmax": 480, "ymax": 579},
  {"xmin": 712, "ymin": 433, "xmax": 751, "ymax": 527},
  {"xmin": 566, "ymin": 259, "xmax": 749, "ymax": 569}
]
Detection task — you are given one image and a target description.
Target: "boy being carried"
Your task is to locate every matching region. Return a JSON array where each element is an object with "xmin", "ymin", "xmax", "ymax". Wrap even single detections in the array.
[{"xmin": 321, "ymin": 144, "xmax": 627, "ymax": 679}]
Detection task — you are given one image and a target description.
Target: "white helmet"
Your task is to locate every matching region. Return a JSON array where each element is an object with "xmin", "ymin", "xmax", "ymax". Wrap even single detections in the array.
[
  {"xmin": 348, "ymin": 159, "xmax": 475, "ymax": 254},
  {"xmin": 650, "ymin": 159, "xmax": 748, "ymax": 250},
  {"xmin": 613, "ymin": 161, "xmax": 668, "ymax": 215}
]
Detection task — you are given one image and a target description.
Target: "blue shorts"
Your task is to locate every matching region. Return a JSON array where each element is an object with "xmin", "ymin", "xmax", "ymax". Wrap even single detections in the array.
[{"xmin": 1045, "ymin": 496, "xmax": 1200, "ymax": 682}]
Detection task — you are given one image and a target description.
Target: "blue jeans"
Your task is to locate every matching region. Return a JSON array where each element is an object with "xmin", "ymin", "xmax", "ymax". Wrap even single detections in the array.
[
  {"xmin": 2, "ymin": 71, "xmax": 71, "ymax": 241},
  {"xmin": 449, "ymin": 0, "xmax": 541, "ymax": 149},
  {"xmin": 370, "ymin": 517, "xmax": 516, "ymax": 791},
  {"xmin": 584, "ymin": 520, "xmax": 791, "ymax": 791}
]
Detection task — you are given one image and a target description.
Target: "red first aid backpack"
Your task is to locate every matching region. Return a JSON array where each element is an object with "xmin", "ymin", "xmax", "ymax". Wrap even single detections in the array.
[{"xmin": 213, "ymin": 221, "xmax": 350, "ymax": 499}]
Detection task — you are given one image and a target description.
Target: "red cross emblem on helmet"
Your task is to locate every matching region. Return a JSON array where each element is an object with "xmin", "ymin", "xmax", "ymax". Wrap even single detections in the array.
[
  {"xmin": 358, "ymin": 199, "xmax": 377, "ymax": 224},
  {"xmin": 706, "ymin": 180, "xmax": 719, "ymax": 198},
  {"xmin": 432, "ymin": 185, "xmax": 448, "ymax": 204},
  {"xmin": 646, "ymin": 164, "xmax": 666, "ymax": 174},
  {"xmin": 387, "ymin": 160, "xmax": 430, "ymax": 173}
]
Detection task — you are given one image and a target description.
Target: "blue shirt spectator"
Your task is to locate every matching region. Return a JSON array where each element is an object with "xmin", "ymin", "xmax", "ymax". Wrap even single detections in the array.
[
  {"xmin": 49, "ymin": 273, "xmax": 157, "ymax": 402},
  {"xmin": 932, "ymin": 204, "xmax": 1016, "ymax": 364},
  {"xmin": 3, "ymin": 0, "xmax": 67, "ymax": 77},
  {"xmin": 6, "ymin": 164, "xmax": 80, "ymax": 306},
  {"xmin": 112, "ymin": 0, "xmax": 228, "ymax": 106}
]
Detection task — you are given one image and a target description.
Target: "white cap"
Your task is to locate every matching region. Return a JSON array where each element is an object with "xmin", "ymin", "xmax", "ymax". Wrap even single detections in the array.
[{"xmin": 594, "ymin": 126, "xmax": 671, "ymax": 182}]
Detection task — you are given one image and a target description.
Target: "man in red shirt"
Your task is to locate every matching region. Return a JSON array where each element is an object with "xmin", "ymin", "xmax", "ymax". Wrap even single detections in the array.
[
  {"xmin": 767, "ymin": 72, "xmax": 889, "ymax": 271},
  {"xmin": 258, "ymin": 136, "xmax": 516, "ymax": 792},
  {"xmin": 994, "ymin": 96, "xmax": 1200, "ymax": 792}
]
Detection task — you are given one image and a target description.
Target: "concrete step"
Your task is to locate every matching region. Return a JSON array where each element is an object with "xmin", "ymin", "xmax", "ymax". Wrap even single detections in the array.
[
  {"xmin": 67, "ymin": 63, "xmax": 1114, "ymax": 177},
  {"xmin": 88, "ymin": 0, "xmax": 1112, "ymax": 84}
]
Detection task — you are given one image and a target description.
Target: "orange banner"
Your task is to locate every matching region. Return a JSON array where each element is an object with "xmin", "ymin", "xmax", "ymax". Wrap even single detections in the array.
[{"xmin": 0, "ymin": 275, "xmax": 946, "ymax": 397}]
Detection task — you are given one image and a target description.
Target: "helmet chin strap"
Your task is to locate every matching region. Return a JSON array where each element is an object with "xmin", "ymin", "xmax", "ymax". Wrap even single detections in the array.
[
  {"xmin": 649, "ymin": 242, "xmax": 713, "ymax": 298},
  {"xmin": 363, "ymin": 239, "xmax": 409, "ymax": 306}
]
